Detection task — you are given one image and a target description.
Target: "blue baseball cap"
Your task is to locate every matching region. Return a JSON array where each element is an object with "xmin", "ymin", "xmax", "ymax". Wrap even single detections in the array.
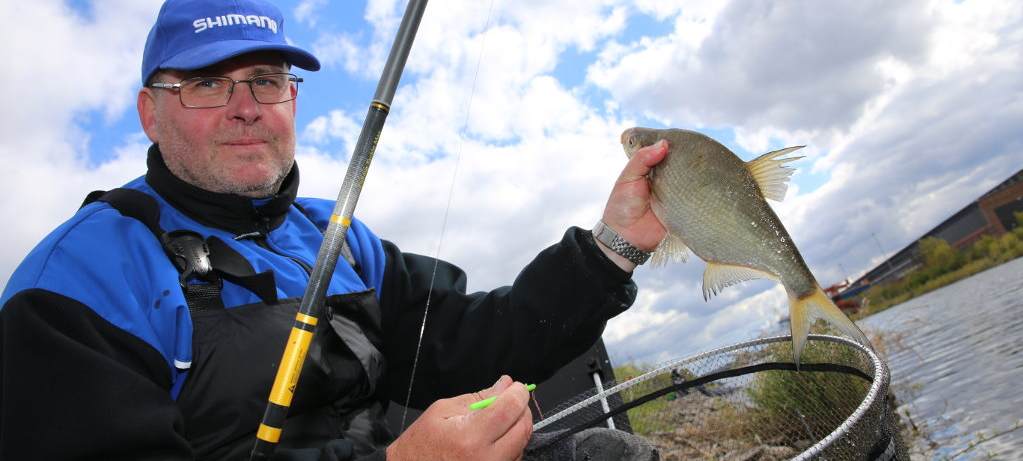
[{"xmin": 141, "ymin": 0, "xmax": 321, "ymax": 85}]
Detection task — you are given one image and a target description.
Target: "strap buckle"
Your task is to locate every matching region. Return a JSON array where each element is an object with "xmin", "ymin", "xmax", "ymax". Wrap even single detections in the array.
[{"xmin": 161, "ymin": 230, "xmax": 214, "ymax": 287}]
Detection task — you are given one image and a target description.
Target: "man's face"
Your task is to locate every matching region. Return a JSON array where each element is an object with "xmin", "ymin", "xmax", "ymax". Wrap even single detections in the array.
[{"xmin": 139, "ymin": 51, "xmax": 297, "ymax": 197}]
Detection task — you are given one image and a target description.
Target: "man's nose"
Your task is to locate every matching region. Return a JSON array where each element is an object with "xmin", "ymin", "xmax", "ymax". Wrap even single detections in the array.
[{"xmin": 225, "ymin": 81, "xmax": 261, "ymax": 123}]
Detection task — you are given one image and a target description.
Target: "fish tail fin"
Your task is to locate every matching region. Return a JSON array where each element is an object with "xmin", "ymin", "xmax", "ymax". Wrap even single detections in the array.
[
  {"xmin": 787, "ymin": 290, "xmax": 811, "ymax": 368},
  {"xmin": 787, "ymin": 286, "xmax": 871, "ymax": 365},
  {"xmin": 650, "ymin": 232, "xmax": 689, "ymax": 267}
]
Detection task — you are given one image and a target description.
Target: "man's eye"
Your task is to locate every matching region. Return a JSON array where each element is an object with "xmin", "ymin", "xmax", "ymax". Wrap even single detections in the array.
[
  {"xmin": 193, "ymin": 78, "xmax": 223, "ymax": 89},
  {"xmin": 253, "ymin": 76, "xmax": 283, "ymax": 88}
]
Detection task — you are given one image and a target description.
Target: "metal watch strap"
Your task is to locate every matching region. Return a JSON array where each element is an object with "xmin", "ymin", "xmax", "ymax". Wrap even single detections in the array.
[{"xmin": 592, "ymin": 220, "xmax": 652, "ymax": 265}]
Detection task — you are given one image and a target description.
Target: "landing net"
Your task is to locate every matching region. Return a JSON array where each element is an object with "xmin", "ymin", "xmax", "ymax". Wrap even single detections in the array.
[{"xmin": 530, "ymin": 335, "xmax": 905, "ymax": 460}]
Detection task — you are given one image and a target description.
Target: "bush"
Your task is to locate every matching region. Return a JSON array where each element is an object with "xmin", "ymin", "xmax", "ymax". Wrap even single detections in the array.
[
  {"xmin": 999, "ymin": 232, "xmax": 1023, "ymax": 261},
  {"xmin": 919, "ymin": 237, "xmax": 963, "ymax": 273},
  {"xmin": 971, "ymin": 235, "xmax": 997, "ymax": 260}
]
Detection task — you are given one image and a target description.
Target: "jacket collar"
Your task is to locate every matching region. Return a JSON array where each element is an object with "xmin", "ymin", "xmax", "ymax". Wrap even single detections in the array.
[{"xmin": 144, "ymin": 144, "xmax": 299, "ymax": 236}]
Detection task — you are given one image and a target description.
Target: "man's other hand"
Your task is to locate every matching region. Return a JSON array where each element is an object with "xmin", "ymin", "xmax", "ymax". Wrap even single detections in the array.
[{"xmin": 386, "ymin": 375, "xmax": 533, "ymax": 461}]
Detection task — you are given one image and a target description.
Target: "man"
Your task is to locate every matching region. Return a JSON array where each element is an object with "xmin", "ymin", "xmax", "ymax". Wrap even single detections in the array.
[{"xmin": 0, "ymin": 0, "xmax": 668, "ymax": 459}]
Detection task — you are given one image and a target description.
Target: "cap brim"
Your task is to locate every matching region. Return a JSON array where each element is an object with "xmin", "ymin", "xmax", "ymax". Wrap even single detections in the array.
[{"xmin": 160, "ymin": 39, "xmax": 321, "ymax": 74}]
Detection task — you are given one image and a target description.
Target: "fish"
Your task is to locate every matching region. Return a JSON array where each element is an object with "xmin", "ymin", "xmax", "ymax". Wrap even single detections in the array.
[{"xmin": 620, "ymin": 127, "xmax": 869, "ymax": 364}]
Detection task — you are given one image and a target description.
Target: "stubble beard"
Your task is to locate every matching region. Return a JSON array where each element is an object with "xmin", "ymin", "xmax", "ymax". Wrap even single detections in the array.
[{"xmin": 159, "ymin": 129, "xmax": 295, "ymax": 198}]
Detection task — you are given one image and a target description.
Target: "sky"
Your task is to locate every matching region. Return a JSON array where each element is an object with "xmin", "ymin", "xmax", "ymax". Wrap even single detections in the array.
[{"xmin": 1, "ymin": 0, "xmax": 1020, "ymax": 366}]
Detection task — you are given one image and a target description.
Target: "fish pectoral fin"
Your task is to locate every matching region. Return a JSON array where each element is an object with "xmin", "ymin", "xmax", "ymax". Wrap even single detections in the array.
[
  {"xmin": 746, "ymin": 146, "xmax": 804, "ymax": 202},
  {"xmin": 650, "ymin": 233, "xmax": 689, "ymax": 267},
  {"xmin": 701, "ymin": 262, "xmax": 775, "ymax": 301}
]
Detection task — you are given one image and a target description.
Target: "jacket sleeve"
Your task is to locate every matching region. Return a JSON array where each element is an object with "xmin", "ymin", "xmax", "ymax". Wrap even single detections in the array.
[
  {"xmin": 0, "ymin": 289, "xmax": 193, "ymax": 460},
  {"xmin": 378, "ymin": 227, "xmax": 637, "ymax": 408}
]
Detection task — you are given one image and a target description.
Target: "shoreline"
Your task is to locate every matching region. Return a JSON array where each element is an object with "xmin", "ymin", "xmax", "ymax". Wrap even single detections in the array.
[{"xmin": 851, "ymin": 232, "xmax": 1023, "ymax": 322}]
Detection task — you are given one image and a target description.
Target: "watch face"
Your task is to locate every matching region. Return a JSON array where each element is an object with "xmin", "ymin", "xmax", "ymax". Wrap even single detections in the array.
[{"xmin": 594, "ymin": 222, "xmax": 615, "ymax": 246}]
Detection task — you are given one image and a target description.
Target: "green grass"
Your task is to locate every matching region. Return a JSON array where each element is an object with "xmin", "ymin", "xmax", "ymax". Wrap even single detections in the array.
[{"xmin": 612, "ymin": 363, "xmax": 676, "ymax": 435}]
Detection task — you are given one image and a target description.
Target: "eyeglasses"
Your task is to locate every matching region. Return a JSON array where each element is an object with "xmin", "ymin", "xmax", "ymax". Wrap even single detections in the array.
[{"xmin": 149, "ymin": 72, "xmax": 303, "ymax": 108}]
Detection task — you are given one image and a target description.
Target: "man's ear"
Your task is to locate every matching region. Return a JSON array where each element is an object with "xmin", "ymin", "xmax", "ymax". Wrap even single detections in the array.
[{"xmin": 138, "ymin": 88, "xmax": 159, "ymax": 143}]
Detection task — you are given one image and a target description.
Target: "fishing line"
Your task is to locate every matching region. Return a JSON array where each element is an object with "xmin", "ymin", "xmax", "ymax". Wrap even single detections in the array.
[{"xmin": 400, "ymin": 0, "xmax": 499, "ymax": 431}]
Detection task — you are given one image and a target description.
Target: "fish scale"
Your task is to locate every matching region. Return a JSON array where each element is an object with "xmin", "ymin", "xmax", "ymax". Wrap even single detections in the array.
[
  {"xmin": 622, "ymin": 127, "xmax": 870, "ymax": 363},
  {"xmin": 648, "ymin": 130, "xmax": 815, "ymax": 297}
]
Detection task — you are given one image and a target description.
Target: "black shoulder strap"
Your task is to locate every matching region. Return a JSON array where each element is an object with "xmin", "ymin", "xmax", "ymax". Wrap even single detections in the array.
[
  {"xmin": 82, "ymin": 189, "xmax": 163, "ymax": 237},
  {"xmin": 82, "ymin": 189, "xmax": 278, "ymax": 311},
  {"xmin": 83, "ymin": 189, "xmax": 224, "ymax": 311}
]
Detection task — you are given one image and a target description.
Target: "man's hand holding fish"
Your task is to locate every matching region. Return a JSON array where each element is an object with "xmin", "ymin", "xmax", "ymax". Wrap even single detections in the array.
[{"xmin": 595, "ymin": 139, "xmax": 671, "ymax": 272}]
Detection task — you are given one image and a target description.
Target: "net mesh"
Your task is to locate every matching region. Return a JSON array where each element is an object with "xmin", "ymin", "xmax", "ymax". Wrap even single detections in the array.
[{"xmin": 531, "ymin": 335, "xmax": 906, "ymax": 460}]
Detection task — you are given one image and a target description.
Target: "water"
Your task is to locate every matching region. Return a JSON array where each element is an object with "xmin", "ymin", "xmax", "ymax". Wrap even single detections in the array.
[{"xmin": 859, "ymin": 258, "xmax": 1023, "ymax": 460}]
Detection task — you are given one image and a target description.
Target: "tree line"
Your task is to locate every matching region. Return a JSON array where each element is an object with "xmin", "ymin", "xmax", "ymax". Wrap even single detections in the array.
[{"xmin": 854, "ymin": 212, "xmax": 1023, "ymax": 318}]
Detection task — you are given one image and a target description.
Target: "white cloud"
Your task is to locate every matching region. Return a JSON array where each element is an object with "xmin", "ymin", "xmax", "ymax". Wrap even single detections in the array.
[
  {"xmin": 0, "ymin": 1, "xmax": 159, "ymax": 149},
  {"xmin": 0, "ymin": 0, "xmax": 162, "ymax": 286},
  {"xmin": 301, "ymin": 109, "xmax": 361, "ymax": 150},
  {"xmin": 294, "ymin": 0, "xmax": 327, "ymax": 27},
  {"xmin": 312, "ymin": 32, "xmax": 366, "ymax": 75},
  {"xmin": 589, "ymin": 0, "xmax": 934, "ymax": 132}
]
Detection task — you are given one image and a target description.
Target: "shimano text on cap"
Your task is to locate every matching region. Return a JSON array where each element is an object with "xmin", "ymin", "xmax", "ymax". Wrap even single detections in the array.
[{"xmin": 141, "ymin": 0, "xmax": 320, "ymax": 85}]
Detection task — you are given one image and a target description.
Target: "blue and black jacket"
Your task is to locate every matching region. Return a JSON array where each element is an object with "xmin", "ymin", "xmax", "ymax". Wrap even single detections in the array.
[{"xmin": 0, "ymin": 145, "xmax": 638, "ymax": 460}]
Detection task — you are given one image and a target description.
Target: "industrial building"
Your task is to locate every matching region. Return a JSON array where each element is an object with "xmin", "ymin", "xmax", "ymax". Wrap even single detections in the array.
[{"xmin": 840, "ymin": 169, "xmax": 1023, "ymax": 297}]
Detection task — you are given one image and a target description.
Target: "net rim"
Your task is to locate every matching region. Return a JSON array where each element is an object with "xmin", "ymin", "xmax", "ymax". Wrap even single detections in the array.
[{"xmin": 533, "ymin": 334, "xmax": 889, "ymax": 459}]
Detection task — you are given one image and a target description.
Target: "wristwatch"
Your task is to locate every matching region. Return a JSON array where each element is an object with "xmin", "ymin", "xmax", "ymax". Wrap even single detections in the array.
[{"xmin": 592, "ymin": 220, "xmax": 652, "ymax": 265}]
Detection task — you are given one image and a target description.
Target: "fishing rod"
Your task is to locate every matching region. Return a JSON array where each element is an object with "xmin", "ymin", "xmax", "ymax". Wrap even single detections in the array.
[{"xmin": 250, "ymin": 0, "xmax": 429, "ymax": 458}]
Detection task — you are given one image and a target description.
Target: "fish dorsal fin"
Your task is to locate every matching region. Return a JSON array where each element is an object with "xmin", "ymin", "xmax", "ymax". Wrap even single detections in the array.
[
  {"xmin": 650, "ymin": 232, "xmax": 689, "ymax": 267},
  {"xmin": 746, "ymin": 146, "xmax": 804, "ymax": 202},
  {"xmin": 702, "ymin": 262, "xmax": 776, "ymax": 301}
]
